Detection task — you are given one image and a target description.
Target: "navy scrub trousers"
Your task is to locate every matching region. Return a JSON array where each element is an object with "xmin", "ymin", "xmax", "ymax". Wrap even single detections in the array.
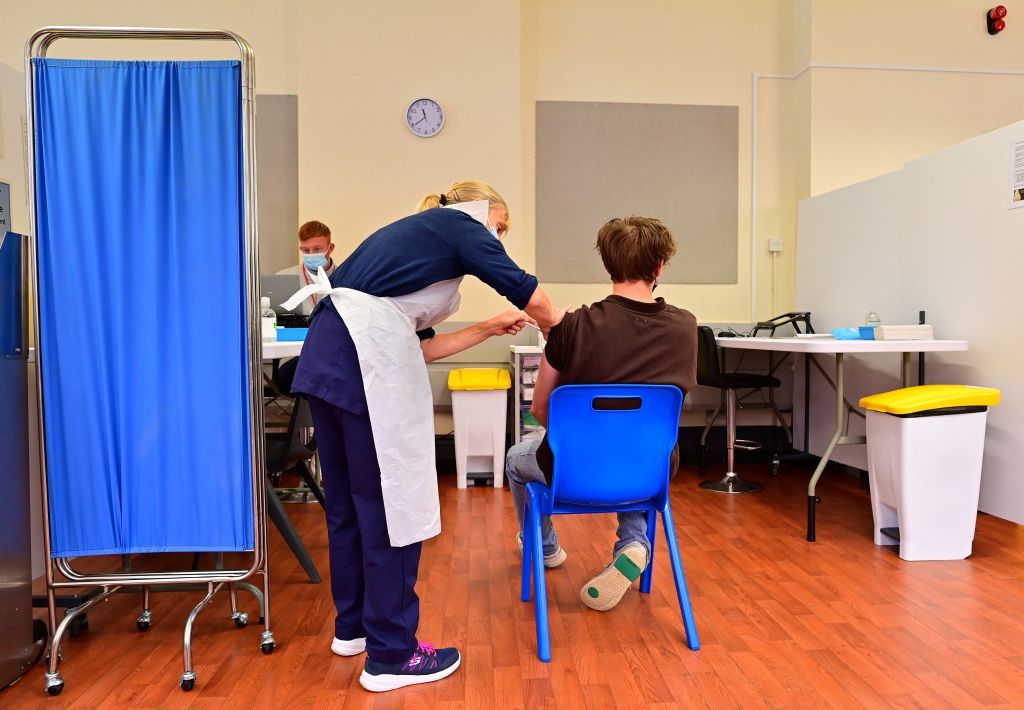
[{"xmin": 306, "ymin": 395, "xmax": 422, "ymax": 664}]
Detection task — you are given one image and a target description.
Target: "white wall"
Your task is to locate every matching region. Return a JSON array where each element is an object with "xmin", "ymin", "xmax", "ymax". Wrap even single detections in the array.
[{"xmin": 797, "ymin": 119, "xmax": 1024, "ymax": 523}]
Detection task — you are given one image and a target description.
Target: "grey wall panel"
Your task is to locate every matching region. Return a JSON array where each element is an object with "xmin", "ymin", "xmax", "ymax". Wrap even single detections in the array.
[
  {"xmin": 256, "ymin": 95, "xmax": 299, "ymax": 274},
  {"xmin": 536, "ymin": 101, "xmax": 738, "ymax": 284}
]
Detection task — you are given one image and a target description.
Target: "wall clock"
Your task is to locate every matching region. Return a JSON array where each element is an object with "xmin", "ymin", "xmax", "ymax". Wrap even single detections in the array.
[{"xmin": 406, "ymin": 97, "xmax": 445, "ymax": 137}]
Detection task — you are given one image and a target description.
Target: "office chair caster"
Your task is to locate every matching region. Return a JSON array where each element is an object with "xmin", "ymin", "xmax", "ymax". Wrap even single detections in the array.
[
  {"xmin": 44, "ymin": 672, "xmax": 64, "ymax": 696},
  {"xmin": 180, "ymin": 672, "xmax": 196, "ymax": 692},
  {"xmin": 232, "ymin": 611, "xmax": 249, "ymax": 628},
  {"xmin": 770, "ymin": 457, "xmax": 781, "ymax": 476},
  {"xmin": 136, "ymin": 609, "xmax": 153, "ymax": 631},
  {"xmin": 260, "ymin": 629, "xmax": 276, "ymax": 654}
]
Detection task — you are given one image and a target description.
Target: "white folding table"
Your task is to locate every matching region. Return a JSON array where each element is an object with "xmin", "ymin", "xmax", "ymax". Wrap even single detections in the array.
[
  {"xmin": 715, "ymin": 337, "xmax": 968, "ymax": 541},
  {"xmin": 262, "ymin": 340, "xmax": 303, "ymax": 360}
]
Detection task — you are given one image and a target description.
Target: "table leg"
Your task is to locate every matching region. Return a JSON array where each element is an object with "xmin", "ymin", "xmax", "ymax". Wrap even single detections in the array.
[
  {"xmin": 807, "ymin": 353, "xmax": 845, "ymax": 542},
  {"xmin": 803, "ymin": 353, "xmax": 811, "ymax": 454},
  {"xmin": 902, "ymin": 352, "xmax": 911, "ymax": 388}
]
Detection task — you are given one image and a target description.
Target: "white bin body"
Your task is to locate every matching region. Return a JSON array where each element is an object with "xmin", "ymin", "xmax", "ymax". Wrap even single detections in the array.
[
  {"xmin": 451, "ymin": 389, "xmax": 508, "ymax": 489},
  {"xmin": 864, "ymin": 409, "xmax": 988, "ymax": 561}
]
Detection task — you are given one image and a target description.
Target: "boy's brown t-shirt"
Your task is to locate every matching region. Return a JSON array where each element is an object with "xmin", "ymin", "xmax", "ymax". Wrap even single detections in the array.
[{"xmin": 534, "ymin": 295, "xmax": 698, "ymax": 477}]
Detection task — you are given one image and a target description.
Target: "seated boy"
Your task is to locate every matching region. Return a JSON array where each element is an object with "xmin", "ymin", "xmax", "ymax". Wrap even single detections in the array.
[{"xmin": 505, "ymin": 215, "xmax": 697, "ymax": 611}]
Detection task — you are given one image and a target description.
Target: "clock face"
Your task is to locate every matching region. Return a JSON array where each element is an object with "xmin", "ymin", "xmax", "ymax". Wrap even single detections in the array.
[{"xmin": 406, "ymin": 98, "xmax": 445, "ymax": 137}]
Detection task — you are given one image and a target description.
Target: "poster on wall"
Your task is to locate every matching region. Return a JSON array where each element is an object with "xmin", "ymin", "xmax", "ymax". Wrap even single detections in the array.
[{"xmin": 1011, "ymin": 139, "xmax": 1024, "ymax": 209}]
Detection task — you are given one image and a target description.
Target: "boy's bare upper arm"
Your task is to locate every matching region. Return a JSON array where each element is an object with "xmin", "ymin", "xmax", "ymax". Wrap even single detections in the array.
[{"xmin": 530, "ymin": 354, "xmax": 561, "ymax": 426}]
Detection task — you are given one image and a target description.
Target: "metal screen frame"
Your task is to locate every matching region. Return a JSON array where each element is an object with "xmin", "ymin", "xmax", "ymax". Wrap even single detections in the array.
[{"xmin": 25, "ymin": 26, "xmax": 271, "ymax": 696}]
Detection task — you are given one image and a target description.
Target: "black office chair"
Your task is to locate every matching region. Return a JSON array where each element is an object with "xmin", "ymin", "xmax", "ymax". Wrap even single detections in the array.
[
  {"xmin": 264, "ymin": 394, "xmax": 325, "ymax": 583},
  {"xmin": 696, "ymin": 326, "xmax": 780, "ymax": 494}
]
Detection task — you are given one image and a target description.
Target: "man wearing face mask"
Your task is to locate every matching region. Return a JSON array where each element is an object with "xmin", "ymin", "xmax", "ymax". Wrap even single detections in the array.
[{"xmin": 276, "ymin": 220, "xmax": 337, "ymax": 316}]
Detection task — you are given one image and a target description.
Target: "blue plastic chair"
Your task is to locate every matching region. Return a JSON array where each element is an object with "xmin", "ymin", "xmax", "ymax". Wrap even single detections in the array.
[{"xmin": 521, "ymin": 384, "xmax": 700, "ymax": 662}]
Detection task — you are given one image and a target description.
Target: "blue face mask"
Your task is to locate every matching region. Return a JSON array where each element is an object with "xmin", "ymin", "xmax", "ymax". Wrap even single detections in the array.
[
  {"xmin": 487, "ymin": 224, "xmax": 500, "ymax": 240},
  {"xmin": 303, "ymin": 253, "xmax": 328, "ymax": 271}
]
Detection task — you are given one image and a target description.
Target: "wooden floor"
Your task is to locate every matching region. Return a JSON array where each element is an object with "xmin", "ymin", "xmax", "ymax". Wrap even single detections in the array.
[{"xmin": 6, "ymin": 462, "xmax": 1024, "ymax": 709}]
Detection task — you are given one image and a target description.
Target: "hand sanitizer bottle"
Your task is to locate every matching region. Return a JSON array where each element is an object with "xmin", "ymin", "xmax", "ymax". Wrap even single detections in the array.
[
  {"xmin": 865, "ymin": 310, "xmax": 881, "ymax": 328},
  {"xmin": 260, "ymin": 297, "xmax": 278, "ymax": 342}
]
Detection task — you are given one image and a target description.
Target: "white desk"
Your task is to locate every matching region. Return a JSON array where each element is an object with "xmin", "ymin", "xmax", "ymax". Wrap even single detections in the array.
[
  {"xmin": 716, "ymin": 337, "xmax": 968, "ymax": 541},
  {"xmin": 262, "ymin": 340, "xmax": 303, "ymax": 360}
]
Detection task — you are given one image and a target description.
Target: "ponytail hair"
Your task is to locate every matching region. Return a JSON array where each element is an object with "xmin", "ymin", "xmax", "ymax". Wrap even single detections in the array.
[
  {"xmin": 416, "ymin": 178, "xmax": 510, "ymax": 228},
  {"xmin": 416, "ymin": 193, "xmax": 444, "ymax": 211}
]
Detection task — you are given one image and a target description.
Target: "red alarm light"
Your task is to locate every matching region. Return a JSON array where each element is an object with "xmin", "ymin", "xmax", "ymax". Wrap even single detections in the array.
[{"xmin": 987, "ymin": 6, "xmax": 1008, "ymax": 35}]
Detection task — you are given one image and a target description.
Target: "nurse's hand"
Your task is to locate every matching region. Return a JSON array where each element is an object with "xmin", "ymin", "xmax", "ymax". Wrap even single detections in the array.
[
  {"xmin": 538, "ymin": 304, "xmax": 572, "ymax": 337},
  {"xmin": 485, "ymin": 310, "xmax": 534, "ymax": 337},
  {"xmin": 421, "ymin": 311, "xmax": 535, "ymax": 362}
]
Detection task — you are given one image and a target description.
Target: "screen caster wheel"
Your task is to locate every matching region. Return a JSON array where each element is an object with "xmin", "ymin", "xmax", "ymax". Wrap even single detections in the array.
[{"xmin": 44, "ymin": 673, "xmax": 64, "ymax": 696}]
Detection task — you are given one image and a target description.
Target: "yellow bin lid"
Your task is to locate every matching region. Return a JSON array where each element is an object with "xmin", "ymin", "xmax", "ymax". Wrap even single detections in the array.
[
  {"xmin": 448, "ymin": 368, "xmax": 511, "ymax": 391},
  {"xmin": 860, "ymin": 384, "xmax": 1000, "ymax": 415}
]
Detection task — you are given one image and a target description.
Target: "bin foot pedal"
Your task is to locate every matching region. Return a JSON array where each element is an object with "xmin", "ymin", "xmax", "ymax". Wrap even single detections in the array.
[{"xmin": 880, "ymin": 527, "xmax": 901, "ymax": 542}]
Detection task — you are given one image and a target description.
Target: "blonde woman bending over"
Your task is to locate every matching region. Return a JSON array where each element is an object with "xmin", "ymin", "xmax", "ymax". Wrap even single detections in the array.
[{"xmin": 288, "ymin": 179, "xmax": 562, "ymax": 692}]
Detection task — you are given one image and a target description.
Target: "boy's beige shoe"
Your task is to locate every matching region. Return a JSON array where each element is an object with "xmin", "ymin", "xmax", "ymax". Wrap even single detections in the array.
[
  {"xmin": 580, "ymin": 543, "xmax": 648, "ymax": 611},
  {"xmin": 516, "ymin": 531, "xmax": 567, "ymax": 568}
]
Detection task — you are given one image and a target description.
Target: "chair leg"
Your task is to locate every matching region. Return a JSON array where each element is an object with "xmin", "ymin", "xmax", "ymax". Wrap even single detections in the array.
[
  {"xmin": 264, "ymin": 479, "xmax": 321, "ymax": 584},
  {"xmin": 661, "ymin": 502, "xmax": 700, "ymax": 651},
  {"xmin": 527, "ymin": 487, "xmax": 551, "ymax": 663},
  {"xmin": 640, "ymin": 509, "xmax": 657, "ymax": 594},
  {"xmin": 699, "ymin": 388, "xmax": 764, "ymax": 494},
  {"xmin": 520, "ymin": 499, "xmax": 533, "ymax": 603},
  {"xmin": 296, "ymin": 461, "xmax": 326, "ymax": 508}
]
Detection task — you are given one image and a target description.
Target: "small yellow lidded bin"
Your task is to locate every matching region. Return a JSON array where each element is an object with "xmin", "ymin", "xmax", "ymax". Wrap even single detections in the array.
[
  {"xmin": 447, "ymin": 368, "xmax": 511, "ymax": 391},
  {"xmin": 859, "ymin": 384, "xmax": 1000, "ymax": 561},
  {"xmin": 448, "ymin": 369, "xmax": 511, "ymax": 488}
]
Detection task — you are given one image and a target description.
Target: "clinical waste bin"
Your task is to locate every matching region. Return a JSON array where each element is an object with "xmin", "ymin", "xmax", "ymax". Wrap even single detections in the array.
[
  {"xmin": 860, "ymin": 385, "xmax": 1001, "ymax": 561},
  {"xmin": 448, "ymin": 368, "xmax": 511, "ymax": 489}
]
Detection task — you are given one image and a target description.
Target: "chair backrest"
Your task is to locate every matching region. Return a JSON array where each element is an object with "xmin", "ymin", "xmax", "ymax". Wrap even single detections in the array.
[
  {"xmin": 547, "ymin": 385, "xmax": 683, "ymax": 507},
  {"xmin": 695, "ymin": 325, "xmax": 722, "ymax": 386}
]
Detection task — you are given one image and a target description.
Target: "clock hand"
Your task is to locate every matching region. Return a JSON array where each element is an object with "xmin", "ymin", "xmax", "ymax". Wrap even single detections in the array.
[
  {"xmin": 422, "ymin": 109, "xmax": 427, "ymax": 120},
  {"xmin": 413, "ymin": 116, "xmax": 427, "ymax": 126}
]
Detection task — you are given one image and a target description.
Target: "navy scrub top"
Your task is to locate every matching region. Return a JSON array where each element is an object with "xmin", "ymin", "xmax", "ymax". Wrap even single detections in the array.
[{"xmin": 291, "ymin": 208, "xmax": 538, "ymax": 414}]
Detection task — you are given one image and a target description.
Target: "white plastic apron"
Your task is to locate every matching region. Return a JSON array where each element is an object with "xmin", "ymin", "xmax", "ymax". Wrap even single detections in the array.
[{"xmin": 282, "ymin": 270, "xmax": 462, "ymax": 547}]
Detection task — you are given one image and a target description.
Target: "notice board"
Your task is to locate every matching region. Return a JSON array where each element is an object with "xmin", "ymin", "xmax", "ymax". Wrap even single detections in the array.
[{"xmin": 536, "ymin": 101, "xmax": 738, "ymax": 284}]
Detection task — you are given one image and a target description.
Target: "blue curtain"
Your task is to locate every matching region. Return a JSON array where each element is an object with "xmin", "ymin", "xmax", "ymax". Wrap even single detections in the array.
[{"xmin": 34, "ymin": 59, "xmax": 253, "ymax": 556}]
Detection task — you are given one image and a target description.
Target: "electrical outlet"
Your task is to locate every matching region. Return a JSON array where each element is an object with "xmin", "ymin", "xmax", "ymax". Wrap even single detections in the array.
[{"xmin": 768, "ymin": 238, "xmax": 784, "ymax": 253}]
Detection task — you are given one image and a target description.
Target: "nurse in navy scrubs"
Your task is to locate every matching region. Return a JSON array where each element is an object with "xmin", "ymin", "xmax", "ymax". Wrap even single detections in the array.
[{"xmin": 285, "ymin": 179, "xmax": 561, "ymax": 692}]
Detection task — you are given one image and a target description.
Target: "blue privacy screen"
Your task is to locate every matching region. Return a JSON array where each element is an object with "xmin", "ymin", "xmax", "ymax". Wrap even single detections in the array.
[{"xmin": 33, "ymin": 59, "xmax": 253, "ymax": 556}]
